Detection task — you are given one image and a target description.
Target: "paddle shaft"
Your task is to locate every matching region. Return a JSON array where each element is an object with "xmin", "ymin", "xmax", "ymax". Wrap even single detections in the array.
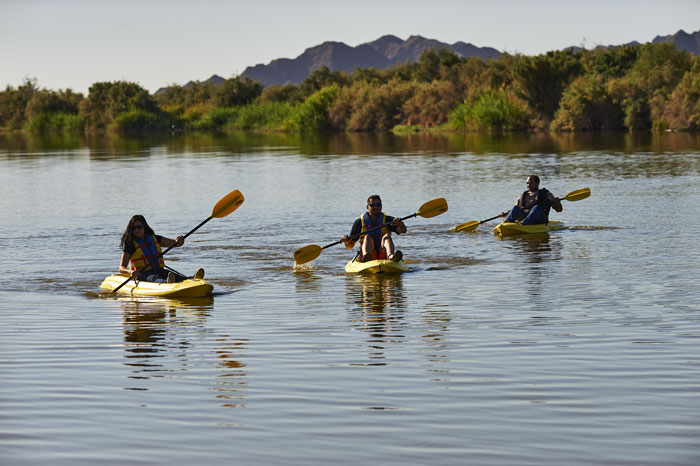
[
  {"xmin": 322, "ymin": 212, "xmax": 417, "ymax": 250},
  {"xmin": 111, "ymin": 215, "xmax": 214, "ymax": 294},
  {"xmin": 480, "ymin": 214, "xmax": 501, "ymax": 224}
]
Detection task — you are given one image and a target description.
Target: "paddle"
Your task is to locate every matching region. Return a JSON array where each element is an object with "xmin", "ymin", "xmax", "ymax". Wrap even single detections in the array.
[
  {"xmin": 111, "ymin": 189, "xmax": 245, "ymax": 294},
  {"xmin": 294, "ymin": 198, "xmax": 448, "ymax": 265},
  {"xmin": 452, "ymin": 187, "xmax": 591, "ymax": 233}
]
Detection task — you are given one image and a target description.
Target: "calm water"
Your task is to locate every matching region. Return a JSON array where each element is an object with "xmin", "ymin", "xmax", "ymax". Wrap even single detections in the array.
[{"xmin": 1, "ymin": 131, "xmax": 699, "ymax": 465}]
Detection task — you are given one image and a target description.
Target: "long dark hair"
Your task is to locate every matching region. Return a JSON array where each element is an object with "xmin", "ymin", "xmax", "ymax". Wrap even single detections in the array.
[{"xmin": 120, "ymin": 215, "xmax": 156, "ymax": 250}]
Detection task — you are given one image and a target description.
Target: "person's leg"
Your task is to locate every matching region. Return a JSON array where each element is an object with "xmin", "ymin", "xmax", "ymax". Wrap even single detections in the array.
[
  {"xmin": 381, "ymin": 234, "xmax": 395, "ymax": 258},
  {"xmin": 504, "ymin": 205, "xmax": 527, "ymax": 223},
  {"xmin": 361, "ymin": 236, "xmax": 376, "ymax": 262},
  {"xmin": 521, "ymin": 205, "xmax": 548, "ymax": 225}
]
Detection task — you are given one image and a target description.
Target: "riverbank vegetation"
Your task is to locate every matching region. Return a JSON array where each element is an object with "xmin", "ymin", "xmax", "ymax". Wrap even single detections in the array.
[{"xmin": 1, "ymin": 42, "xmax": 698, "ymax": 134}]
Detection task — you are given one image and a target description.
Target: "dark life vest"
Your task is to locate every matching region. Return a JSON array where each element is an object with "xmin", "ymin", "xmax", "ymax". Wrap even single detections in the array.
[{"xmin": 517, "ymin": 188, "xmax": 553, "ymax": 219}]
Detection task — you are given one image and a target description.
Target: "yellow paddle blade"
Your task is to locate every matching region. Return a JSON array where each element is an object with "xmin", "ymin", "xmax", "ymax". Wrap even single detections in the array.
[
  {"xmin": 294, "ymin": 244, "xmax": 323, "ymax": 265},
  {"xmin": 454, "ymin": 220, "xmax": 480, "ymax": 233},
  {"xmin": 562, "ymin": 188, "xmax": 590, "ymax": 202},
  {"xmin": 417, "ymin": 198, "xmax": 448, "ymax": 218},
  {"xmin": 211, "ymin": 190, "xmax": 245, "ymax": 218}
]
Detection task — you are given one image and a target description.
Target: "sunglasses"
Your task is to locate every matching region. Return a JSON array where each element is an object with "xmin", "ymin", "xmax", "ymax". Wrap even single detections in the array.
[
  {"xmin": 368, "ymin": 203, "xmax": 382, "ymax": 208},
  {"xmin": 132, "ymin": 224, "xmax": 144, "ymax": 230}
]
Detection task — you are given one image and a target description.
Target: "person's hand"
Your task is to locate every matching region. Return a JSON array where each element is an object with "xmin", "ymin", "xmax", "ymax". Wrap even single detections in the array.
[
  {"xmin": 342, "ymin": 235, "xmax": 355, "ymax": 249},
  {"xmin": 175, "ymin": 235, "xmax": 184, "ymax": 247},
  {"xmin": 130, "ymin": 270, "xmax": 141, "ymax": 279},
  {"xmin": 391, "ymin": 218, "xmax": 406, "ymax": 232},
  {"xmin": 499, "ymin": 211, "xmax": 509, "ymax": 217}
]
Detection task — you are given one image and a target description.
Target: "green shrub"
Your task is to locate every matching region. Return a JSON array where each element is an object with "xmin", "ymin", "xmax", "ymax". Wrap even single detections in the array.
[
  {"xmin": 660, "ymin": 64, "xmax": 700, "ymax": 130},
  {"xmin": 283, "ymin": 85, "xmax": 339, "ymax": 131},
  {"xmin": 111, "ymin": 108, "xmax": 173, "ymax": 133},
  {"xmin": 194, "ymin": 107, "xmax": 240, "ymax": 130},
  {"xmin": 229, "ymin": 102, "xmax": 291, "ymax": 130},
  {"xmin": 448, "ymin": 90, "xmax": 530, "ymax": 131},
  {"xmin": 26, "ymin": 112, "xmax": 82, "ymax": 132},
  {"xmin": 551, "ymin": 74, "xmax": 624, "ymax": 131}
]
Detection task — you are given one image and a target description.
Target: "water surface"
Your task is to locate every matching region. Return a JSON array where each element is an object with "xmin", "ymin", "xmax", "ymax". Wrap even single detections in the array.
[{"xmin": 1, "ymin": 132, "xmax": 699, "ymax": 465}]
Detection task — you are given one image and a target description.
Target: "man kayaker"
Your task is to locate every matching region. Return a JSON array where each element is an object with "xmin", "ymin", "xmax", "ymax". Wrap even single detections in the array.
[
  {"xmin": 342, "ymin": 195, "xmax": 407, "ymax": 262},
  {"xmin": 500, "ymin": 175, "xmax": 563, "ymax": 224},
  {"xmin": 119, "ymin": 215, "xmax": 204, "ymax": 283}
]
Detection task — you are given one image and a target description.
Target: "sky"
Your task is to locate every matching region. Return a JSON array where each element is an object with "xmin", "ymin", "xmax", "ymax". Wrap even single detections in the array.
[{"xmin": 1, "ymin": 0, "xmax": 698, "ymax": 94}]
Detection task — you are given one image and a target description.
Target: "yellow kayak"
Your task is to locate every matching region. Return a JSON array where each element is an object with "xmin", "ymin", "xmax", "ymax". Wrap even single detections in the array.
[
  {"xmin": 493, "ymin": 220, "xmax": 566, "ymax": 236},
  {"xmin": 100, "ymin": 273, "xmax": 214, "ymax": 298},
  {"xmin": 344, "ymin": 258, "xmax": 409, "ymax": 275}
]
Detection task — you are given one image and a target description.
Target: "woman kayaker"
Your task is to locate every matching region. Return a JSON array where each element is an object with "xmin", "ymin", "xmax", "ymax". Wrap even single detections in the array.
[
  {"xmin": 118, "ymin": 215, "xmax": 203, "ymax": 283},
  {"xmin": 500, "ymin": 175, "xmax": 563, "ymax": 225},
  {"xmin": 341, "ymin": 195, "xmax": 406, "ymax": 262}
]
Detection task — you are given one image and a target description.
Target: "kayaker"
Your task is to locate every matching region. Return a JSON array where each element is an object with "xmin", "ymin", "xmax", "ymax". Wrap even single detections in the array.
[
  {"xmin": 341, "ymin": 195, "xmax": 407, "ymax": 262},
  {"xmin": 500, "ymin": 175, "xmax": 563, "ymax": 224},
  {"xmin": 118, "ymin": 215, "xmax": 204, "ymax": 283}
]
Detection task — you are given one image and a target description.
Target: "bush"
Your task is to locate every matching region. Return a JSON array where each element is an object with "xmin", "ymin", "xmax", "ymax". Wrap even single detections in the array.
[
  {"xmin": 660, "ymin": 64, "xmax": 700, "ymax": 130},
  {"xmin": 230, "ymin": 102, "xmax": 291, "ymax": 130},
  {"xmin": 26, "ymin": 112, "xmax": 82, "ymax": 132},
  {"xmin": 448, "ymin": 90, "xmax": 530, "ymax": 131},
  {"xmin": 0, "ymin": 78, "xmax": 39, "ymax": 130},
  {"xmin": 80, "ymin": 81, "xmax": 162, "ymax": 132},
  {"xmin": 283, "ymin": 85, "xmax": 339, "ymax": 131},
  {"xmin": 194, "ymin": 107, "xmax": 239, "ymax": 130},
  {"xmin": 111, "ymin": 108, "xmax": 174, "ymax": 133},
  {"xmin": 551, "ymin": 74, "xmax": 624, "ymax": 131},
  {"xmin": 329, "ymin": 79, "xmax": 418, "ymax": 131}
]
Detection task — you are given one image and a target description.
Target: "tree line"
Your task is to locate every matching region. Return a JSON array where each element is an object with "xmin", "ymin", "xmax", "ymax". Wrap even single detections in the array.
[{"xmin": 1, "ymin": 42, "xmax": 698, "ymax": 134}]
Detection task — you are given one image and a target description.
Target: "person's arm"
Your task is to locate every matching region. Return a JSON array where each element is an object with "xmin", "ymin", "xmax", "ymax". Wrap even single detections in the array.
[
  {"xmin": 159, "ymin": 235, "xmax": 184, "ymax": 248},
  {"xmin": 552, "ymin": 196, "xmax": 563, "ymax": 212},
  {"xmin": 119, "ymin": 251, "xmax": 136, "ymax": 277},
  {"xmin": 342, "ymin": 219, "xmax": 362, "ymax": 249}
]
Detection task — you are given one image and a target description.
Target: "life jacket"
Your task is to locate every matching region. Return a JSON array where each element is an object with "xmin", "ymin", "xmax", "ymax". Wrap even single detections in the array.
[
  {"xmin": 360, "ymin": 212, "xmax": 389, "ymax": 248},
  {"xmin": 517, "ymin": 188, "xmax": 553, "ymax": 220},
  {"xmin": 129, "ymin": 235, "xmax": 165, "ymax": 273}
]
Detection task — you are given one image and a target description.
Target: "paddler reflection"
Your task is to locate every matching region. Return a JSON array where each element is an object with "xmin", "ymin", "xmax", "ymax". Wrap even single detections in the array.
[
  {"xmin": 346, "ymin": 275, "xmax": 407, "ymax": 362},
  {"xmin": 497, "ymin": 234, "xmax": 561, "ymax": 301},
  {"xmin": 118, "ymin": 297, "xmax": 248, "ymax": 407}
]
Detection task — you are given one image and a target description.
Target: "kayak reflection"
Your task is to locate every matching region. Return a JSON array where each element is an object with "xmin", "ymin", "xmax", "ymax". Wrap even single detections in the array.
[
  {"xmin": 345, "ymin": 275, "xmax": 407, "ymax": 364},
  {"xmin": 117, "ymin": 297, "xmax": 248, "ymax": 408}
]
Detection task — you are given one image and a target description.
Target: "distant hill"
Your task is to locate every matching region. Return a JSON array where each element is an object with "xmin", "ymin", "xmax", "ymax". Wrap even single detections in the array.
[
  {"xmin": 155, "ymin": 74, "xmax": 225, "ymax": 95},
  {"xmin": 652, "ymin": 29, "xmax": 700, "ymax": 55},
  {"xmin": 240, "ymin": 35, "xmax": 502, "ymax": 87},
  {"xmin": 156, "ymin": 30, "xmax": 699, "ymax": 92}
]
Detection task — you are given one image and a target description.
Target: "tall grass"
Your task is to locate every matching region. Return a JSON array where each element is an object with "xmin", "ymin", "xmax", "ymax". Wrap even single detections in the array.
[
  {"xmin": 193, "ymin": 102, "xmax": 293, "ymax": 131},
  {"xmin": 111, "ymin": 109, "xmax": 174, "ymax": 133},
  {"xmin": 448, "ymin": 90, "xmax": 530, "ymax": 131},
  {"xmin": 25, "ymin": 112, "xmax": 82, "ymax": 132}
]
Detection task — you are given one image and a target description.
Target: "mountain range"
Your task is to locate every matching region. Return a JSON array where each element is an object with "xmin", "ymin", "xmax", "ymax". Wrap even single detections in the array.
[
  {"xmin": 240, "ymin": 35, "xmax": 501, "ymax": 87},
  {"xmin": 157, "ymin": 30, "xmax": 699, "ymax": 92}
]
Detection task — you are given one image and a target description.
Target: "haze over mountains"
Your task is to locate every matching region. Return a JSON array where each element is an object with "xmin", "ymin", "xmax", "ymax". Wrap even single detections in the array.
[{"xmin": 159, "ymin": 29, "xmax": 700, "ymax": 92}]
